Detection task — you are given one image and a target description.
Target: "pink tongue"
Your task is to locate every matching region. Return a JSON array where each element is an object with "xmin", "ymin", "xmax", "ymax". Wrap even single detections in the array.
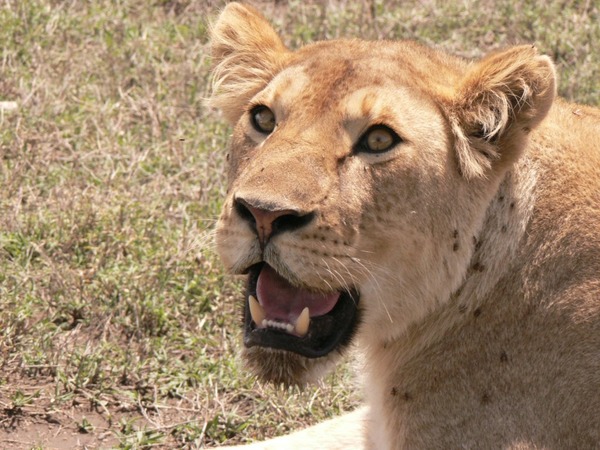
[{"xmin": 256, "ymin": 265, "xmax": 340, "ymax": 323}]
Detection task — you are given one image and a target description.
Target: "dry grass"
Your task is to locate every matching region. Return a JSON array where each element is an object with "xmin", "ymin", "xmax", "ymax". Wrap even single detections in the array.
[{"xmin": 0, "ymin": 0, "xmax": 598, "ymax": 448}]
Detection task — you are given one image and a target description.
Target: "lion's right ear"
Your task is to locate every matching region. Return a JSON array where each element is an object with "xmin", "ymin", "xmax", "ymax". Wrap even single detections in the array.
[
  {"xmin": 448, "ymin": 46, "xmax": 556, "ymax": 180},
  {"xmin": 209, "ymin": 3, "xmax": 289, "ymax": 124}
]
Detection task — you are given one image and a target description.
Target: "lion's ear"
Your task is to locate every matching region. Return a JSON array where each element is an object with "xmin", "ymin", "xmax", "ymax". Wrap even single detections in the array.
[
  {"xmin": 209, "ymin": 3, "xmax": 289, "ymax": 124},
  {"xmin": 449, "ymin": 46, "xmax": 556, "ymax": 180}
]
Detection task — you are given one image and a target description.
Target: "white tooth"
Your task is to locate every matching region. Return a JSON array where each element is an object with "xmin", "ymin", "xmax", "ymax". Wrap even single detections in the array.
[
  {"xmin": 286, "ymin": 323, "xmax": 294, "ymax": 333},
  {"xmin": 249, "ymin": 295, "xmax": 265, "ymax": 326},
  {"xmin": 295, "ymin": 307, "xmax": 310, "ymax": 337}
]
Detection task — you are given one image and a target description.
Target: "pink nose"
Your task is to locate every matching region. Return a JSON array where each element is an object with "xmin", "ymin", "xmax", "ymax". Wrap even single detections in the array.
[{"xmin": 234, "ymin": 197, "xmax": 314, "ymax": 249}]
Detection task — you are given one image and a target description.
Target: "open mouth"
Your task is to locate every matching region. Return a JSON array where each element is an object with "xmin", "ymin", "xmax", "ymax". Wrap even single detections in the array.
[{"xmin": 243, "ymin": 263, "xmax": 360, "ymax": 358}]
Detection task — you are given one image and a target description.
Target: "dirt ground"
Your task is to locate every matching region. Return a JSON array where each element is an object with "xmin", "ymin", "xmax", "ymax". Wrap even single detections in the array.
[
  {"xmin": 0, "ymin": 375, "xmax": 210, "ymax": 449},
  {"xmin": 0, "ymin": 410, "xmax": 118, "ymax": 450},
  {"xmin": 1, "ymin": 378, "xmax": 120, "ymax": 450}
]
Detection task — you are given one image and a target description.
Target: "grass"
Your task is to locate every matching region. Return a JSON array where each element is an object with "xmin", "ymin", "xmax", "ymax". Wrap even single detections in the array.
[{"xmin": 0, "ymin": 0, "xmax": 598, "ymax": 448}]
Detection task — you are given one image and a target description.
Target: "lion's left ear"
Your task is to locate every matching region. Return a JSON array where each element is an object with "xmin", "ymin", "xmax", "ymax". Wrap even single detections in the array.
[
  {"xmin": 209, "ymin": 3, "xmax": 290, "ymax": 124},
  {"xmin": 448, "ymin": 46, "xmax": 556, "ymax": 180}
]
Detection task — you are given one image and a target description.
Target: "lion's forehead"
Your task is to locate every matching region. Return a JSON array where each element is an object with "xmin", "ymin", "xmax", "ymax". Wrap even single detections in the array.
[{"xmin": 257, "ymin": 60, "xmax": 447, "ymax": 144}]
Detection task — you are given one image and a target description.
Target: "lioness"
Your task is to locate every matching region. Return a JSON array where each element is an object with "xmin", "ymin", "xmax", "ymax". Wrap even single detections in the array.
[{"xmin": 209, "ymin": 3, "xmax": 600, "ymax": 449}]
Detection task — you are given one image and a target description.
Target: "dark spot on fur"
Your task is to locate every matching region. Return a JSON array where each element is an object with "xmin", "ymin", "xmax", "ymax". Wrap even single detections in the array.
[
  {"xmin": 523, "ymin": 126, "xmax": 531, "ymax": 134},
  {"xmin": 458, "ymin": 304, "xmax": 467, "ymax": 313},
  {"xmin": 391, "ymin": 389, "xmax": 412, "ymax": 402},
  {"xmin": 451, "ymin": 286, "xmax": 463, "ymax": 300},
  {"xmin": 453, "ymin": 242, "xmax": 460, "ymax": 251},
  {"xmin": 472, "ymin": 262, "xmax": 485, "ymax": 272},
  {"xmin": 501, "ymin": 225, "xmax": 508, "ymax": 233},
  {"xmin": 473, "ymin": 308, "xmax": 482, "ymax": 318},
  {"xmin": 333, "ymin": 240, "xmax": 338, "ymax": 245},
  {"xmin": 510, "ymin": 202, "xmax": 516, "ymax": 209},
  {"xmin": 481, "ymin": 392, "xmax": 491, "ymax": 404},
  {"xmin": 500, "ymin": 351, "xmax": 508, "ymax": 363},
  {"xmin": 453, "ymin": 229, "xmax": 459, "ymax": 239},
  {"xmin": 498, "ymin": 195, "xmax": 505, "ymax": 202}
]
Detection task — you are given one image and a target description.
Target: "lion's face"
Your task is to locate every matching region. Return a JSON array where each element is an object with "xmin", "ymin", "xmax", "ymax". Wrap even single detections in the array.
[
  {"xmin": 210, "ymin": 4, "xmax": 555, "ymax": 384},
  {"xmin": 215, "ymin": 48, "xmax": 468, "ymax": 383}
]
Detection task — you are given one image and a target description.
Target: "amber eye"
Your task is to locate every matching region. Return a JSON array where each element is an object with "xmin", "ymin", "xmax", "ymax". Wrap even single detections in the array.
[
  {"xmin": 250, "ymin": 105, "xmax": 276, "ymax": 133},
  {"xmin": 356, "ymin": 125, "xmax": 401, "ymax": 154}
]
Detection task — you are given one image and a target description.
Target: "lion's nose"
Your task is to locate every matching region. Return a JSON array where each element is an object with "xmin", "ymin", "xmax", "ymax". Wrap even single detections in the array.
[{"xmin": 234, "ymin": 197, "xmax": 314, "ymax": 249}]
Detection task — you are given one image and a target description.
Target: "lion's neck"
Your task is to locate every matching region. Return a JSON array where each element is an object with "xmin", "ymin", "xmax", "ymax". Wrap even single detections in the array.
[
  {"xmin": 361, "ymin": 157, "xmax": 539, "ymax": 449},
  {"xmin": 454, "ymin": 157, "xmax": 539, "ymax": 316},
  {"xmin": 363, "ymin": 156, "xmax": 538, "ymax": 354}
]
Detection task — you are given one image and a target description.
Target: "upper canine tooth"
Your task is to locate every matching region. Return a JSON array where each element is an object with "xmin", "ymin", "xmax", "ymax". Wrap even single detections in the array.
[
  {"xmin": 295, "ymin": 307, "xmax": 310, "ymax": 337},
  {"xmin": 248, "ymin": 295, "xmax": 265, "ymax": 326}
]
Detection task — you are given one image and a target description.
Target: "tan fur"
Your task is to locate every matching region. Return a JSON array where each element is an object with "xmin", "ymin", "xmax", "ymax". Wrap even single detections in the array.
[{"xmin": 210, "ymin": 3, "xmax": 600, "ymax": 449}]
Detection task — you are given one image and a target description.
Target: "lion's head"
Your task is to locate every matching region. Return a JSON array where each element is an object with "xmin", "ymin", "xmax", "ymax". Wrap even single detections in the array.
[{"xmin": 209, "ymin": 3, "xmax": 555, "ymax": 385}]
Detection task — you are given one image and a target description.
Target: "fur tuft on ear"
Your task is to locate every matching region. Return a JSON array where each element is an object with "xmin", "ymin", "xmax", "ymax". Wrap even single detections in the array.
[
  {"xmin": 209, "ymin": 3, "xmax": 290, "ymax": 124},
  {"xmin": 449, "ymin": 45, "xmax": 556, "ymax": 180}
]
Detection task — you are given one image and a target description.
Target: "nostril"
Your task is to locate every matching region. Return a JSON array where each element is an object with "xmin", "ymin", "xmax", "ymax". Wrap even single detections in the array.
[
  {"xmin": 234, "ymin": 199, "xmax": 256, "ymax": 226},
  {"xmin": 233, "ymin": 197, "xmax": 314, "ymax": 247},
  {"xmin": 272, "ymin": 212, "xmax": 314, "ymax": 234}
]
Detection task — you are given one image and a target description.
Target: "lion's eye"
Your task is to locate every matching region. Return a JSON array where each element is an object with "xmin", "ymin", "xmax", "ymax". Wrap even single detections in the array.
[
  {"xmin": 250, "ymin": 105, "xmax": 276, "ymax": 134},
  {"xmin": 356, "ymin": 125, "xmax": 401, "ymax": 154}
]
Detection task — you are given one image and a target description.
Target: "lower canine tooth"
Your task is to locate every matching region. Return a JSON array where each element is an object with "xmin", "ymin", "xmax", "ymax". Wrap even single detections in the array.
[
  {"xmin": 295, "ymin": 307, "xmax": 310, "ymax": 337},
  {"xmin": 248, "ymin": 295, "xmax": 265, "ymax": 326}
]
